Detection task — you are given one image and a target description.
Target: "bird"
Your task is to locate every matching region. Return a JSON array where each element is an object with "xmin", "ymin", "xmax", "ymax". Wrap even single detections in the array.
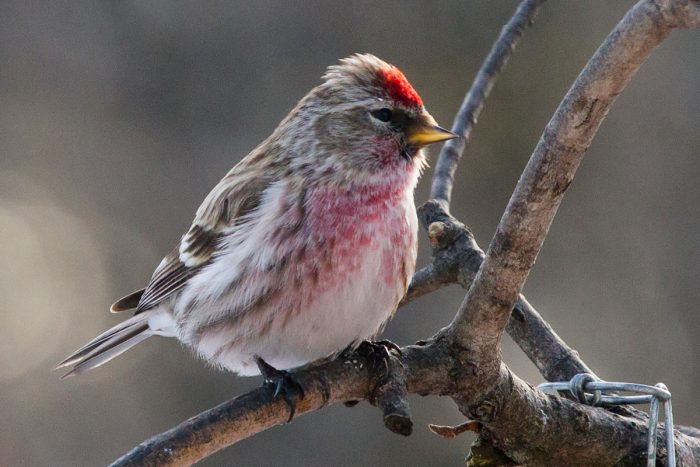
[{"xmin": 57, "ymin": 54, "xmax": 457, "ymax": 402}]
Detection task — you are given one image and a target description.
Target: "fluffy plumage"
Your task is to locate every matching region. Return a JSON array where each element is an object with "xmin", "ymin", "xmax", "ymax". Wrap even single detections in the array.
[{"xmin": 58, "ymin": 54, "xmax": 456, "ymax": 378}]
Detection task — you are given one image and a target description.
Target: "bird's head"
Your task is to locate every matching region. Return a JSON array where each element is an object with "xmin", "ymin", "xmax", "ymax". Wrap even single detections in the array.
[{"xmin": 276, "ymin": 54, "xmax": 457, "ymax": 179}]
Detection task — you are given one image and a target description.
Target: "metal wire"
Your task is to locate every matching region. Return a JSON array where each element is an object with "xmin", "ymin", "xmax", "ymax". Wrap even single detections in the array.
[{"xmin": 538, "ymin": 373, "xmax": 675, "ymax": 466}]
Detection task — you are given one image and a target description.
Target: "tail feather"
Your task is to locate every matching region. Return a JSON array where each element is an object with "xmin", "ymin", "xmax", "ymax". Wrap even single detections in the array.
[
  {"xmin": 57, "ymin": 311, "xmax": 160, "ymax": 378},
  {"xmin": 60, "ymin": 330, "xmax": 151, "ymax": 379},
  {"xmin": 56, "ymin": 320, "xmax": 149, "ymax": 370},
  {"xmin": 56, "ymin": 314, "xmax": 149, "ymax": 368}
]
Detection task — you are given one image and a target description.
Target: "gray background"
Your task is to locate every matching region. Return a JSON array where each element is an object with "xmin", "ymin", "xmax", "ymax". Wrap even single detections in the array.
[{"xmin": 1, "ymin": 1, "xmax": 698, "ymax": 466}]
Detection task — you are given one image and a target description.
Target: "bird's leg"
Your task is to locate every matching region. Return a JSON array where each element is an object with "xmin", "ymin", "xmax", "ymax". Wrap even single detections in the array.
[{"xmin": 254, "ymin": 356, "xmax": 305, "ymax": 422}]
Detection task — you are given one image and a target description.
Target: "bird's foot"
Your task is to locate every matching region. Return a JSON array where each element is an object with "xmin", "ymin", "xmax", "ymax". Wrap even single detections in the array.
[
  {"xmin": 255, "ymin": 356, "xmax": 305, "ymax": 422},
  {"xmin": 356, "ymin": 339, "xmax": 402, "ymax": 374},
  {"xmin": 341, "ymin": 340, "xmax": 402, "ymax": 408}
]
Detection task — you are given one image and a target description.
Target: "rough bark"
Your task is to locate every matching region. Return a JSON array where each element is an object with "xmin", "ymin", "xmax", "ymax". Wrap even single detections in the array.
[{"xmin": 112, "ymin": 339, "xmax": 700, "ymax": 466}]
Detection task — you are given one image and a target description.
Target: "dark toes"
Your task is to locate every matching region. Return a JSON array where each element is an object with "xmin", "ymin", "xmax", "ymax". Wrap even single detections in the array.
[
  {"xmin": 373, "ymin": 339, "xmax": 402, "ymax": 356},
  {"xmin": 357, "ymin": 340, "xmax": 402, "ymax": 375},
  {"xmin": 255, "ymin": 356, "xmax": 305, "ymax": 422}
]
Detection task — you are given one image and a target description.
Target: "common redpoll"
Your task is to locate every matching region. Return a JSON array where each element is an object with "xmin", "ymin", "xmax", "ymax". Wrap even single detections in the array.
[{"xmin": 58, "ymin": 54, "xmax": 456, "ymax": 383}]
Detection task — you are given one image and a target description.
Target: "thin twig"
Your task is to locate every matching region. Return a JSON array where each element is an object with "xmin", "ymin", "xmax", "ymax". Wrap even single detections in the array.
[
  {"xmin": 415, "ymin": 0, "xmax": 592, "ymax": 384},
  {"xmin": 430, "ymin": 0, "xmax": 546, "ymax": 205},
  {"xmin": 506, "ymin": 295, "xmax": 593, "ymax": 381}
]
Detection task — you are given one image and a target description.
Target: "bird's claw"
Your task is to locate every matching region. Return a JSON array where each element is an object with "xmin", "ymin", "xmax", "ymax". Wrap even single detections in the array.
[
  {"xmin": 255, "ymin": 356, "xmax": 305, "ymax": 422},
  {"xmin": 341, "ymin": 341, "xmax": 402, "ymax": 409},
  {"xmin": 356, "ymin": 339, "xmax": 402, "ymax": 375},
  {"xmin": 372, "ymin": 339, "xmax": 402, "ymax": 356}
]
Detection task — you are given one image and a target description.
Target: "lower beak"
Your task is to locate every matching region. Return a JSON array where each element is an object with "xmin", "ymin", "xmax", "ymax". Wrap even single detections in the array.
[{"xmin": 406, "ymin": 125, "xmax": 459, "ymax": 146}]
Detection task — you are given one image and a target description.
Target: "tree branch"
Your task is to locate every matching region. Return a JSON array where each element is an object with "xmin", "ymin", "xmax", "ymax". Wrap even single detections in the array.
[
  {"xmin": 467, "ymin": 365, "xmax": 700, "ymax": 466},
  {"xmin": 369, "ymin": 351, "xmax": 413, "ymax": 436},
  {"xmin": 447, "ymin": 0, "xmax": 700, "ymax": 461},
  {"xmin": 430, "ymin": 0, "xmax": 545, "ymax": 205},
  {"xmin": 112, "ymin": 339, "xmax": 700, "ymax": 466},
  {"xmin": 110, "ymin": 343, "xmax": 456, "ymax": 467},
  {"xmin": 109, "ymin": 356, "xmax": 373, "ymax": 466},
  {"xmin": 406, "ymin": 0, "xmax": 594, "ymax": 384}
]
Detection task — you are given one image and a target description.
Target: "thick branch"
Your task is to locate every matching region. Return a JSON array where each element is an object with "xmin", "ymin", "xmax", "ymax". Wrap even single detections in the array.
[
  {"xmin": 111, "ymin": 344, "xmax": 454, "ymax": 467},
  {"xmin": 109, "ymin": 358, "xmax": 370, "ymax": 466},
  {"xmin": 461, "ymin": 365, "xmax": 700, "ymax": 465},
  {"xmin": 430, "ymin": 0, "xmax": 545, "ymax": 205},
  {"xmin": 112, "ymin": 340, "xmax": 700, "ymax": 466},
  {"xmin": 448, "ymin": 0, "xmax": 700, "ymax": 359}
]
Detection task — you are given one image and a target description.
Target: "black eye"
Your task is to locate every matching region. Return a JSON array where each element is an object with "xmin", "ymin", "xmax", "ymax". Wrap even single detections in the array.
[{"xmin": 371, "ymin": 108, "xmax": 393, "ymax": 122}]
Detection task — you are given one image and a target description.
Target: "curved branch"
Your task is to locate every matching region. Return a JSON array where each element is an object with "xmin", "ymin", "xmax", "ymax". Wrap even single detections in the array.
[
  {"xmin": 112, "ymin": 339, "xmax": 700, "ymax": 466},
  {"xmin": 111, "ymin": 344, "xmax": 455, "ymax": 467},
  {"xmin": 430, "ymin": 0, "xmax": 545, "ymax": 205},
  {"xmin": 448, "ymin": 0, "xmax": 700, "ymax": 358},
  {"xmin": 109, "ymin": 359, "xmax": 370, "ymax": 466},
  {"xmin": 409, "ymin": 0, "xmax": 594, "ymax": 384}
]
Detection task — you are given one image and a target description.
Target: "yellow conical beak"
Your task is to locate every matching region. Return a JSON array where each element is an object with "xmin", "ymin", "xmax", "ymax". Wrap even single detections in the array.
[{"xmin": 406, "ymin": 125, "xmax": 459, "ymax": 146}]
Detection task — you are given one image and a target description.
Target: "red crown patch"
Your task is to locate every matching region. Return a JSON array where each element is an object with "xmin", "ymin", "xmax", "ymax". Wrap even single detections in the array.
[{"xmin": 379, "ymin": 67, "xmax": 423, "ymax": 107}]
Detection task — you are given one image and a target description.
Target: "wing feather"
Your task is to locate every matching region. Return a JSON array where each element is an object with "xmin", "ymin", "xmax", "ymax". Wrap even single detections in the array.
[
  {"xmin": 110, "ymin": 288, "xmax": 145, "ymax": 313},
  {"xmin": 134, "ymin": 157, "xmax": 272, "ymax": 313}
]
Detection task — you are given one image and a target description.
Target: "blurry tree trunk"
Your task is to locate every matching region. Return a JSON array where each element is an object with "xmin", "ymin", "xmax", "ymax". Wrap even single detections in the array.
[{"xmin": 111, "ymin": 1, "xmax": 700, "ymax": 465}]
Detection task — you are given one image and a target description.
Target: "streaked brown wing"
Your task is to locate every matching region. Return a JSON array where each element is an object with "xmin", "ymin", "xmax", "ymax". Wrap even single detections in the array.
[
  {"xmin": 135, "ymin": 247, "xmax": 207, "ymax": 313},
  {"xmin": 178, "ymin": 164, "xmax": 269, "ymax": 267},
  {"xmin": 133, "ymin": 165, "xmax": 271, "ymax": 314}
]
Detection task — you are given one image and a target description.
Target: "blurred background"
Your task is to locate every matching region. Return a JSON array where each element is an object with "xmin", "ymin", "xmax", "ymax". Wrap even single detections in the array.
[{"xmin": 1, "ymin": 1, "xmax": 698, "ymax": 465}]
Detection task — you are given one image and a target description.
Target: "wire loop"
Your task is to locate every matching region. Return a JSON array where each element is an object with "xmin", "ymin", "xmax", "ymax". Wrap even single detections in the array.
[{"xmin": 538, "ymin": 373, "xmax": 675, "ymax": 466}]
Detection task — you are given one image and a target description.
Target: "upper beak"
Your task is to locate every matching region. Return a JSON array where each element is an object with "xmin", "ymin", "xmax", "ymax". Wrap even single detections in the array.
[{"xmin": 406, "ymin": 124, "xmax": 459, "ymax": 147}]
